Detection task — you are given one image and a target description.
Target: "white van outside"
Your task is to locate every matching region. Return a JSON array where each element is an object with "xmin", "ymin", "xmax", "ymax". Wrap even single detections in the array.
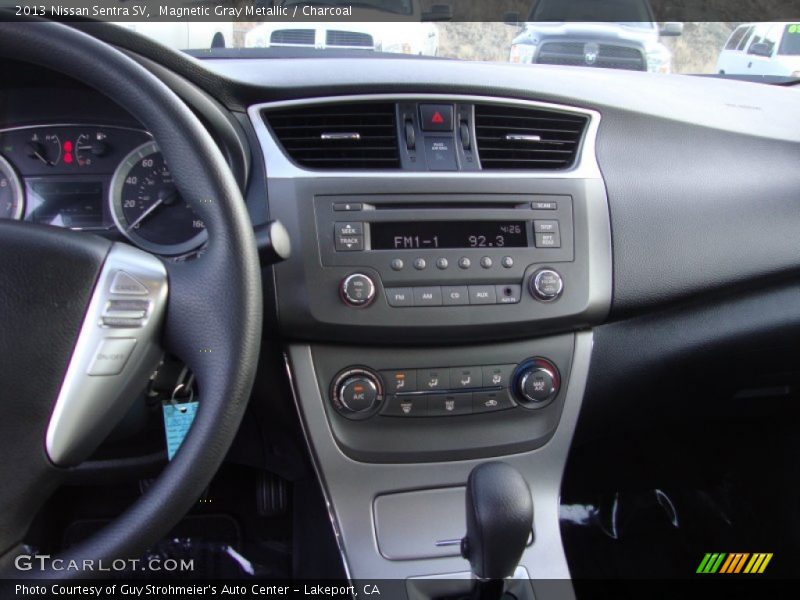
[
  {"xmin": 716, "ymin": 22, "xmax": 800, "ymax": 77},
  {"xmin": 113, "ymin": 22, "xmax": 235, "ymax": 50}
]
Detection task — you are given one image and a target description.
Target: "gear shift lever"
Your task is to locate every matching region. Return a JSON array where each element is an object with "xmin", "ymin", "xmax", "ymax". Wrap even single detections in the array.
[{"xmin": 460, "ymin": 462, "xmax": 533, "ymax": 599}]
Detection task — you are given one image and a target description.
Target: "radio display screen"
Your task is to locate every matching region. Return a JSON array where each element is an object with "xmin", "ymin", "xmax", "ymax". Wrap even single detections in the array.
[{"xmin": 371, "ymin": 221, "xmax": 528, "ymax": 250}]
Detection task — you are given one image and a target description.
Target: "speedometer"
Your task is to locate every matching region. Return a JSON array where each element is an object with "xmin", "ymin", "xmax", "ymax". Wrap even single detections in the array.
[
  {"xmin": 0, "ymin": 153, "xmax": 24, "ymax": 220},
  {"xmin": 110, "ymin": 142, "xmax": 207, "ymax": 255}
]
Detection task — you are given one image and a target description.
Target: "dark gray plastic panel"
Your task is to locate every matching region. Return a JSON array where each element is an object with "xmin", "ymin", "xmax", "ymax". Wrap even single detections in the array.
[{"xmin": 311, "ymin": 335, "xmax": 574, "ymax": 462}]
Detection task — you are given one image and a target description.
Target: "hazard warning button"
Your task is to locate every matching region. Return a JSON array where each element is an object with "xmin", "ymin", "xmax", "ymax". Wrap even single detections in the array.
[{"xmin": 419, "ymin": 104, "xmax": 454, "ymax": 132}]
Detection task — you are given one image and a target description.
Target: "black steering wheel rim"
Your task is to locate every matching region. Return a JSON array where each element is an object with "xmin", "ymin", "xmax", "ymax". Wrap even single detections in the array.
[{"xmin": 0, "ymin": 21, "xmax": 262, "ymax": 574}]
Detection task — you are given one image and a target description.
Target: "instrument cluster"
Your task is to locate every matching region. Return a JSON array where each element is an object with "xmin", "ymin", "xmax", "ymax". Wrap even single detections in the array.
[{"xmin": 0, "ymin": 124, "xmax": 206, "ymax": 256}]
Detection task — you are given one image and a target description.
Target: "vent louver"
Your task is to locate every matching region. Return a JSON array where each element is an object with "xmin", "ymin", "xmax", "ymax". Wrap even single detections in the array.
[
  {"xmin": 265, "ymin": 103, "xmax": 400, "ymax": 170},
  {"xmin": 475, "ymin": 104, "xmax": 588, "ymax": 170}
]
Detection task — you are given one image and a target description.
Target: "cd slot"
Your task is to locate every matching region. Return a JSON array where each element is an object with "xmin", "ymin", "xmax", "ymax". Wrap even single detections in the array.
[{"xmin": 375, "ymin": 202, "xmax": 524, "ymax": 211}]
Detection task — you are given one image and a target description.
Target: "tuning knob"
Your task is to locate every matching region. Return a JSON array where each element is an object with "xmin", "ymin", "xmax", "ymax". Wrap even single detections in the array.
[
  {"xmin": 340, "ymin": 273, "xmax": 376, "ymax": 307},
  {"xmin": 331, "ymin": 368, "xmax": 384, "ymax": 419},
  {"xmin": 513, "ymin": 358, "xmax": 560, "ymax": 409}
]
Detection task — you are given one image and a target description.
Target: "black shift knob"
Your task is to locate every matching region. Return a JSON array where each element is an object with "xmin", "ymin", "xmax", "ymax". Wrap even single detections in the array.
[{"xmin": 461, "ymin": 462, "xmax": 533, "ymax": 580}]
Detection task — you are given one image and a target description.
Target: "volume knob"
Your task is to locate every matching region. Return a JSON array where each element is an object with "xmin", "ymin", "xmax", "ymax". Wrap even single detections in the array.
[{"xmin": 340, "ymin": 273, "xmax": 376, "ymax": 307}]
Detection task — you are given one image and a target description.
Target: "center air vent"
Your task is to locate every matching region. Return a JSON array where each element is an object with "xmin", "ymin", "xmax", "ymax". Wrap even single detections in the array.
[
  {"xmin": 474, "ymin": 104, "xmax": 588, "ymax": 170},
  {"xmin": 265, "ymin": 103, "xmax": 400, "ymax": 170}
]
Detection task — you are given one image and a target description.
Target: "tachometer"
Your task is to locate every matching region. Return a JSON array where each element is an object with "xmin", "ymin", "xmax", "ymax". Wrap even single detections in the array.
[
  {"xmin": 0, "ymin": 153, "xmax": 24, "ymax": 220},
  {"xmin": 110, "ymin": 142, "xmax": 207, "ymax": 255}
]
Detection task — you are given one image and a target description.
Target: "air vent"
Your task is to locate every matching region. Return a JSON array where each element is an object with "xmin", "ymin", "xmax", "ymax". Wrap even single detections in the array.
[
  {"xmin": 474, "ymin": 104, "xmax": 588, "ymax": 170},
  {"xmin": 265, "ymin": 103, "xmax": 400, "ymax": 170}
]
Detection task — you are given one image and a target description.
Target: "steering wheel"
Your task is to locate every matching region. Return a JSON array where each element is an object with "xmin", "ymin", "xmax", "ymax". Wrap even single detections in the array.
[{"xmin": 0, "ymin": 22, "xmax": 262, "ymax": 574}]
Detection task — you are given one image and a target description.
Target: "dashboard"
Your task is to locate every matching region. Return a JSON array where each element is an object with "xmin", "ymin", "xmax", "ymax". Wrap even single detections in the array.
[
  {"xmin": 3, "ymin": 23, "xmax": 800, "ymax": 599},
  {"xmin": 0, "ymin": 123, "xmax": 207, "ymax": 256}
]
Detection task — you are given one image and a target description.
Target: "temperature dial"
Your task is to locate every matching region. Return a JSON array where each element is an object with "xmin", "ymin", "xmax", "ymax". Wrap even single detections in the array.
[
  {"xmin": 340, "ymin": 273, "xmax": 376, "ymax": 307},
  {"xmin": 331, "ymin": 368, "xmax": 384, "ymax": 420},
  {"xmin": 513, "ymin": 358, "xmax": 560, "ymax": 409}
]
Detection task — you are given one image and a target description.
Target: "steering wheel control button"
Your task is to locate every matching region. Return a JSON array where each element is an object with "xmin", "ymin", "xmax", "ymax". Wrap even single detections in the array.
[
  {"xmin": 458, "ymin": 257, "xmax": 471, "ymax": 269},
  {"xmin": 381, "ymin": 369, "xmax": 418, "ymax": 394},
  {"xmin": 449, "ymin": 366, "xmax": 482, "ymax": 389},
  {"xmin": 413, "ymin": 286, "xmax": 443, "ymax": 306},
  {"xmin": 390, "ymin": 258, "xmax": 404, "ymax": 271},
  {"xmin": 109, "ymin": 270, "xmax": 148, "ymax": 295},
  {"xmin": 420, "ymin": 104, "xmax": 454, "ymax": 132},
  {"xmin": 530, "ymin": 269, "xmax": 564, "ymax": 302},
  {"xmin": 535, "ymin": 231, "xmax": 561, "ymax": 248},
  {"xmin": 468, "ymin": 285, "xmax": 497, "ymax": 305},
  {"xmin": 436, "ymin": 257, "xmax": 449, "ymax": 270},
  {"xmin": 331, "ymin": 368, "xmax": 384, "ymax": 419},
  {"xmin": 442, "ymin": 286, "xmax": 469, "ymax": 306},
  {"xmin": 480, "ymin": 256, "xmax": 493, "ymax": 269},
  {"xmin": 420, "ymin": 368, "xmax": 447, "ymax": 391},
  {"xmin": 102, "ymin": 299, "xmax": 149, "ymax": 328},
  {"xmin": 386, "ymin": 287, "xmax": 414, "ymax": 307},
  {"xmin": 87, "ymin": 338, "xmax": 137, "ymax": 376},
  {"xmin": 482, "ymin": 364, "xmax": 516, "ymax": 388},
  {"xmin": 340, "ymin": 273, "xmax": 376, "ymax": 307},
  {"xmin": 429, "ymin": 393, "xmax": 472, "ymax": 416},
  {"xmin": 496, "ymin": 284, "xmax": 522, "ymax": 304},
  {"xmin": 473, "ymin": 390, "xmax": 516, "ymax": 414},
  {"xmin": 514, "ymin": 358, "xmax": 561, "ymax": 409},
  {"xmin": 382, "ymin": 395, "xmax": 428, "ymax": 417}
]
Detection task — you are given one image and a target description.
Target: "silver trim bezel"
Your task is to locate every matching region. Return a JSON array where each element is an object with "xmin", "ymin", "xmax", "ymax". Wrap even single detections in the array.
[
  {"xmin": 247, "ymin": 94, "xmax": 601, "ymax": 180},
  {"xmin": 0, "ymin": 152, "xmax": 24, "ymax": 220}
]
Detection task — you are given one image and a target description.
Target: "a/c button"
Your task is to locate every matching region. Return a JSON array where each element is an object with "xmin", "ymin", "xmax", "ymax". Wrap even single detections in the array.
[{"xmin": 87, "ymin": 338, "xmax": 137, "ymax": 376}]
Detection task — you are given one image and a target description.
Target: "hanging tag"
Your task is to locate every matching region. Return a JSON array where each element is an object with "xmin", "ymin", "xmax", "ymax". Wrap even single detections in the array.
[{"xmin": 163, "ymin": 382, "xmax": 198, "ymax": 460}]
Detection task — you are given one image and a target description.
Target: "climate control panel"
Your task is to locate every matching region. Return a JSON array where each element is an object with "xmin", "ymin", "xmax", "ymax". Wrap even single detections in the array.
[{"xmin": 330, "ymin": 358, "xmax": 561, "ymax": 421}]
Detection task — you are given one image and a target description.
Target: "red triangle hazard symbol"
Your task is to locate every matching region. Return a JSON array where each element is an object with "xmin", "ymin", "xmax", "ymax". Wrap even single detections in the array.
[{"xmin": 431, "ymin": 111, "xmax": 444, "ymax": 124}]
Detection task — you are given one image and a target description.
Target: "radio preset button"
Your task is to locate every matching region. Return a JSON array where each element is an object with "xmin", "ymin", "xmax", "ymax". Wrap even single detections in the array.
[
  {"xmin": 381, "ymin": 369, "xmax": 418, "ymax": 393},
  {"xmin": 386, "ymin": 288, "xmax": 414, "ymax": 307},
  {"xmin": 458, "ymin": 257, "xmax": 471, "ymax": 270},
  {"xmin": 442, "ymin": 286, "xmax": 469, "ymax": 306},
  {"xmin": 469, "ymin": 285, "xmax": 497, "ymax": 305},
  {"xmin": 501, "ymin": 256, "xmax": 514, "ymax": 269},
  {"xmin": 480, "ymin": 256, "xmax": 493, "ymax": 269},
  {"xmin": 449, "ymin": 366, "xmax": 482, "ymax": 389},
  {"xmin": 413, "ymin": 286, "xmax": 443, "ymax": 306},
  {"xmin": 413, "ymin": 257, "xmax": 427, "ymax": 270},
  {"xmin": 436, "ymin": 257, "xmax": 449, "ymax": 270},
  {"xmin": 390, "ymin": 259, "xmax": 404, "ymax": 271},
  {"xmin": 496, "ymin": 284, "xmax": 522, "ymax": 304}
]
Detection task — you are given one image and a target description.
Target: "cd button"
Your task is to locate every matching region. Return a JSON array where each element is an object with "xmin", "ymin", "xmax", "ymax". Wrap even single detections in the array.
[
  {"xmin": 442, "ymin": 286, "xmax": 469, "ymax": 306},
  {"xmin": 413, "ymin": 286, "xmax": 443, "ymax": 306}
]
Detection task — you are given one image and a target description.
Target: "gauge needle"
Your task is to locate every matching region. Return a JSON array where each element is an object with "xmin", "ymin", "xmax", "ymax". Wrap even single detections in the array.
[{"xmin": 125, "ymin": 189, "xmax": 179, "ymax": 232}]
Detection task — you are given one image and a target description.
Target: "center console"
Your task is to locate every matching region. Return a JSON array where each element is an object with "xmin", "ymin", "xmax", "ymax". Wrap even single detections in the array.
[{"xmin": 249, "ymin": 94, "xmax": 612, "ymax": 597}]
